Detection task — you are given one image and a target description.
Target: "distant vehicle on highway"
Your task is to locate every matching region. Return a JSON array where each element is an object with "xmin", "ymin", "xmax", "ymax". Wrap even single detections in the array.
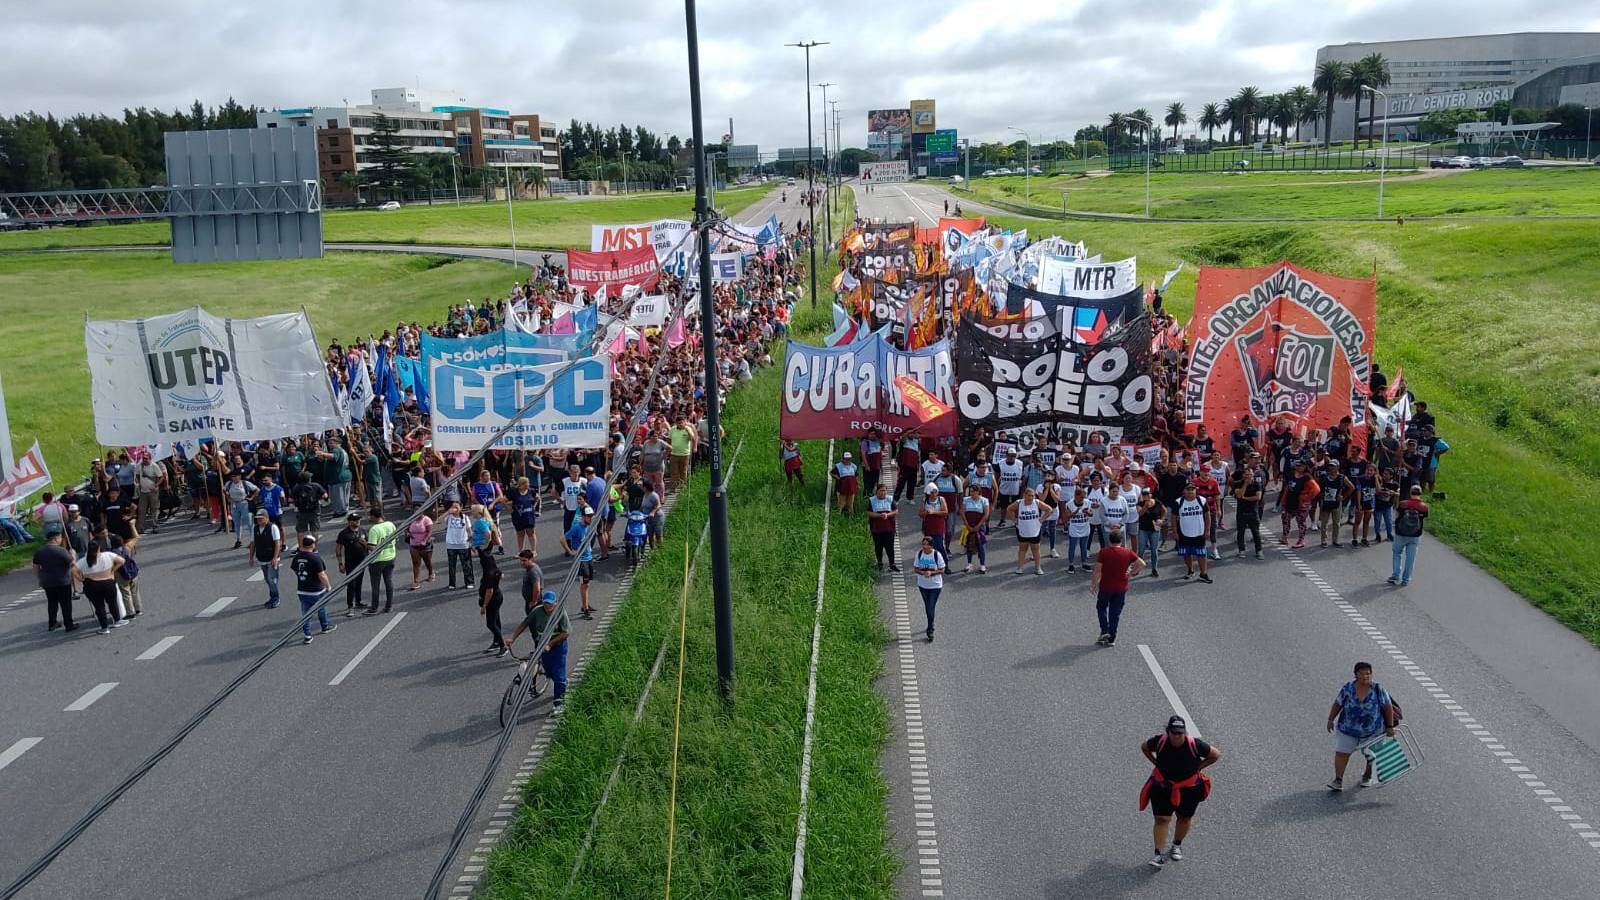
[
  {"xmin": 1430, "ymin": 155, "xmax": 1474, "ymax": 169},
  {"xmin": 1492, "ymin": 155, "xmax": 1525, "ymax": 167},
  {"xmin": 948, "ymin": 175, "xmax": 965, "ymax": 184},
  {"xmin": 786, "ymin": 177, "xmax": 796, "ymax": 186},
  {"xmin": 1469, "ymin": 157, "xmax": 1494, "ymax": 168},
  {"xmin": 377, "ymin": 201, "xmax": 401, "ymax": 211},
  {"xmin": 0, "ymin": 211, "xmax": 20, "ymax": 232},
  {"xmin": 1029, "ymin": 165, "xmax": 1043, "ymax": 174}
]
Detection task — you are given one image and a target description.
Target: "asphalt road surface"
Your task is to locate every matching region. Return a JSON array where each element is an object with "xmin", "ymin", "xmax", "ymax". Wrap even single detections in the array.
[
  {"xmin": 0, "ymin": 186, "xmax": 804, "ymax": 900},
  {"xmin": 860, "ymin": 181, "xmax": 1600, "ymax": 899}
]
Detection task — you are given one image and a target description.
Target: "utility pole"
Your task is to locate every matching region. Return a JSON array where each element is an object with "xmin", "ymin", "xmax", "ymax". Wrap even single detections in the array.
[
  {"xmin": 829, "ymin": 99, "xmax": 840, "ymax": 215},
  {"xmin": 503, "ymin": 164, "xmax": 518, "ymax": 268},
  {"xmin": 817, "ymin": 81, "xmax": 834, "ymax": 251},
  {"xmin": 787, "ymin": 40, "xmax": 827, "ymax": 308},
  {"xmin": 450, "ymin": 154, "xmax": 461, "ymax": 206},
  {"xmin": 685, "ymin": 0, "xmax": 736, "ymax": 700}
]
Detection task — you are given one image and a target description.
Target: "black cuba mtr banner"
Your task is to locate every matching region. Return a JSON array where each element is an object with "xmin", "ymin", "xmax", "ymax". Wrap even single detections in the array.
[{"xmin": 956, "ymin": 308, "xmax": 1155, "ymax": 442}]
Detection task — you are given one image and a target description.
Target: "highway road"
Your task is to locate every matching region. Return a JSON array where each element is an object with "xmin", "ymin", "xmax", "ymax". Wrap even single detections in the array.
[
  {"xmin": 0, "ymin": 186, "xmax": 805, "ymax": 900},
  {"xmin": 860, "ymin": 180, "xmax": 1600, "ymax": 900}
]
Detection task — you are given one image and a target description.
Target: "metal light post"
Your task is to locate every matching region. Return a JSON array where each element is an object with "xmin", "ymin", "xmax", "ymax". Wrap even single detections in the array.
[
  {"xmin": 622, "ymin": 151, "xmax": 629, "ymax": 195},
  {"xmin": 503, "ymin": 164, "xmax": 518, "ymax": 268},
  {"xmin": 1127, "ymin": 115, "xmax": 1154, "ymax": 218},
  {"xmin": 816, "ymin": 82, "xmax": 834, "ymax": 250},
  {"xmin": 828, "ymin": 99, "xmax": 840, "ymax": 214},
  {"xmin": 1362, "ymin": 86, "xmax": 1389, "ymax": 219},
  {"xmin": 961, "ymin": 138, "xmax": 970, "ymax": 187},
  {"xmin": 1007, "ymin": 126, "xmax": 1032, "ymax": 203},
  {"xmin": 1586, "ymin": 106, "xmax": 1592, "ymax": 161},
  {"xmin": 684, "ymin": 0, "xmax": 736, "ymax": 700},
  {"xmin": 787, "ymin": 40, "xmax": 827, "ymax": 308},
  {"xmin": 450, "ymin": 153, "xmax": 461, "ymax": 206}
]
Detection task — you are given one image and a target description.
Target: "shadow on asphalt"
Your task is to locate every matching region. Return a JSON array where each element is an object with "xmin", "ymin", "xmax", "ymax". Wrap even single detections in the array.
[
  {"xmin": 203, "ymin": 831, "xmax": 448, "ymax": 900},
  {"xmin": 1253, "ymin": 787, "xmax": 1393, "ymax": 824},
  {"xmin": 412, "ymin": 708, "xmax": 532, "ymax": 752},
  {"xmin": 1013, "ymin": 642, "xmax": 1103, "ymax": 670},
  {"xmin": 1046, "ymin": 859, "xmax": 1159, "ymax": 898},
  {"xmin": 380, "ymin": 651, "xmax": 513, "ymax": 690}
]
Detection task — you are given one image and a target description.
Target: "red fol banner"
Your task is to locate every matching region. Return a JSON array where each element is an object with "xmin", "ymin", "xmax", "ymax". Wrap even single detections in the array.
[
  {"xmin": 937, "ymin": 216, "xmax": 985, "ymax": 236},
  {"xmin": 565, "ymin": 246, "xmax": 660, "ymax": 293},
  {"xmin": 893, "ymin": 375, "xmax": 955, "ymax": 431},
  {"xmin": 1184, "ymin": 260, "xmax": 1376, "ymax": 442}
]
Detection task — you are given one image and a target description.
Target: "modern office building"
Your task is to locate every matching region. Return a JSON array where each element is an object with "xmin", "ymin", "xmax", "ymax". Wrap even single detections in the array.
[
  {"xmin": 256, "ymin": 87, "xmax": 561, "ymax": 201},
  {"xmin": 1312, "ymin": 32, "xmax": 1600, "ymax": 140}
]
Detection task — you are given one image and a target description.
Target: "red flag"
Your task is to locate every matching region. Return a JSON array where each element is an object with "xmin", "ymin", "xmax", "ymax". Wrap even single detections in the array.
[
  {"xmin": 894, "ymin": 375, "xmax": 955, "ymax": 429},
  {"xmin": 1386, "ymin": 366, "xmax": 1406, "ymax": 404}
]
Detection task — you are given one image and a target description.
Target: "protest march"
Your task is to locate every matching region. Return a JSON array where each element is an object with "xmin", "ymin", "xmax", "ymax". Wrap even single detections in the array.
[{"xmin": 796, "ymin": 210, "xmax": 1444, "ymax": 591}]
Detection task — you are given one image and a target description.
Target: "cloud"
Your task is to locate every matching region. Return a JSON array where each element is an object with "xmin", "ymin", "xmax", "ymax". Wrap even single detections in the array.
[{"xmin": 4, "ymin": 1, "xmax": 1599, "ymax": 152}]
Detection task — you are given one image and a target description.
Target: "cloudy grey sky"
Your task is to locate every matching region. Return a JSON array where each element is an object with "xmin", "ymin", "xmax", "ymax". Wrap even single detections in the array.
[{"xmin": 5, "ymin": 1, "xmax": 1599, "ymax": 150}]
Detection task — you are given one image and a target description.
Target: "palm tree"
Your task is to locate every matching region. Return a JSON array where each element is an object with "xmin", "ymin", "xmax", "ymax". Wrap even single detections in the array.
[
  {"xmin": 1339, "ymin": 63, "xmax": 1365, "ymax": 146},
  {"xmin": 1106, "ymin": 112, "xmax": 1125, "ymax": 151},
  {"xmin": 1164, "ymin": 102, "xmax": 1188, "ymax": 148},
  {"xmin": 1199, "ymin": 102, "xmax": 1222, "ymax": 146},
  {"xmin": 1314, "ymin": 60, "xmax": 1348, "ymax": 147},
  {"xmin": 1220, "ymin": 98, "xmax": 1238, "ymax": 144},
  {"xmin": 1272, "ymin": 95, "xmax": 1296, "ymax": 143},
  {"xmin": 1357, "ymin": 53, "xmax": 1392, "ymax": 147},
  {"xmin": 1233, "ymin": 87, "xmax": 1262, "ymax": 144},
  {"xmin": 1131, "ymin": 107, "xmax": 1153, "ymax": 144},
  {"xmin": 1285, "ymin": 85, "xmax": 1315, "ymax": 142}
]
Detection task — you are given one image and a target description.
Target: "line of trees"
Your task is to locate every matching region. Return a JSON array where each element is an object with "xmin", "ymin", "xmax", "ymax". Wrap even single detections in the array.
[
  {"xmin": 559, "ymin": 120, "xmax": 690, "ymax": 184},
  {"xmin": 0, "ymin": 99, "xmax": 259, "ymax": 193}
]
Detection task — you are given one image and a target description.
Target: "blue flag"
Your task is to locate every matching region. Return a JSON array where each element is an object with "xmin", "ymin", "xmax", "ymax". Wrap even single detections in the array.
[{"xmin": 374, "ymin": 344, "xmax": 402, "ymax": 415}]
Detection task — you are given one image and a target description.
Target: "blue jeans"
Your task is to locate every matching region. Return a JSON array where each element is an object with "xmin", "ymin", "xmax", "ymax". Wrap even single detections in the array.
[
  {"xmin": 1096, "ymin": 591, "xmax": 1126, "ymax": 640},
  {"xmin": 260, "ymin": 563, "xmax": 281, "ymax": 606},
  {"xmin": 540, "ymin": 640, "xmax": 569, "ymax": 704},
  {"xmin": 920, "ymin": 586, "xmax": 940, "ymax": 634},
  {"xmin": 1391, "ymin": 535, "xmax": 1420, "ymax": 582},
  {"xmin": 1140, "ymin": 528, "xmax": 1160, "ymax": 571},
  {"xmin": 1067, "ymin": 534, "xmax": 1091, "ymax": 567},
  {"xmin": 298, "ymin": 591, "xmax": 331, "ymax": 636},
  {"xmin": 1374, "ymin": 506, "xmax": 1394, "ymax": 540},
  {"xmin": 0, "ymin": 516, "xmax": 32, "ymax": 543},
  {"xmin": 231, "ymin": 501, "xmax": 252, "ymax": 541},
  {"xmin": 1042, "ymin": 519, "xmax": 1057, "ymax": 551}
]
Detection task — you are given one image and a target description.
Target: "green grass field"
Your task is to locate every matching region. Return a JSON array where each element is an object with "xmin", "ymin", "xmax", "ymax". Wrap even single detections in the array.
[
  {"xmin": 965, "ymin": 166, "xmax": 1600, "ymax": 219},
  {"xmin": 482, "ymin": 188, "xmax": 897, "ymax": 899},
  {"xmin": 0, "ymin": 250, "xmax": 518, "ymax": 483},
  {"xmin": 971, "ymin": 208, "xmax": 1600, "ymax": 642},
  {"xmin": 0, "ymin": 187, "xmax": 767, "ymax": 251}
]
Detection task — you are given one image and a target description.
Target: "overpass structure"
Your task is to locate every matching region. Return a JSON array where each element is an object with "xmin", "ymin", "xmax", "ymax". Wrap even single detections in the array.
[{"xmin": 0, "ymin": 181, "xmax": 320, "ymax": 225}]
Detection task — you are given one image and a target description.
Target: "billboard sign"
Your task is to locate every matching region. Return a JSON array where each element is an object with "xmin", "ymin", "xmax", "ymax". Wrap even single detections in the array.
[
  {"xmin": 727, "ymin": 143, "xmax": 760, "ymax": 168},
  {"xmin": 910, "ymin": 99, "xmax": 936, "ymax": 134},
  {"xmin": 777, "ymin": 146, "xmax": 825, "ymax": 162},
  {"xmin": 859, "ymin": 161, "xmax": 910, "ymax": 183}
]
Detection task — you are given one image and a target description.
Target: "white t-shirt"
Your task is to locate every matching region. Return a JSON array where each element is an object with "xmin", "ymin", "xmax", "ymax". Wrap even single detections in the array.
[
  {"xmin": 1100, "ymin": 495, "xmax": 1130, "ymax": 529},
  {"xmin": 914, "ymin": 549, "xmax": 946, "ymax": 590},
  {"xmin": 1086, "ymin": 487, "xmax": 1107, "ymax": 525},
  {"xmin": 920, "ymin": 459, "xmax": 943, "ymax": 485},
  {"xmin": 996, "ymin": 460, "xmax": 1023, "ymax": 495},
  {"xmin": 1204, "ymin": 460, "xmax": 1230, "ymax": 484},
  {"xmin": 76, "ymin": 552, "xmax": 122, "ymax": 578},
  {"xmin": 561, "ymin": 477, "xmax": 585, "ymax": 511},
  {"xmin": 1014, "ymin": 500, "xmax": 1046, "ymax": 538},
  {"xmin": 1065, "ymin": 500, "xmax": 1093, "ymax": 538},
  {"xmin": 444, "ymin": 513, "xmax": 472, "ymax": 549},
  {"xmin": 1178, "ymin": 497, "xmax": 1209, "ymax": 538},
  {"xmin": 1118, "ymin": 485, "xmax": 1143, "ymax": 524}
]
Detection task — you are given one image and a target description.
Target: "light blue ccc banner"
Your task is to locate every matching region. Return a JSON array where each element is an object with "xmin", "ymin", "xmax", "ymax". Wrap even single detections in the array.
[{"xmin": 427, "ymin": 355, "xmax": 611, "ymax": 452}]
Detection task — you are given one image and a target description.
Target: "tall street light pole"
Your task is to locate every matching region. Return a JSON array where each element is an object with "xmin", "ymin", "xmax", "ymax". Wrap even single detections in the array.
[
  {"xmin": 787, "ymin": 40, "xmax": 827, "ymax": 307},
  {"xmin": 817, "ymin": 82, "xmax": 834, "ymax": 251},
  {"xmin": 1362, "ymin": 86, "xmax": 1389, "ymax": 219},
  {"xmin": 1585, "ymin": 106, "xmax": 1592, "ymax": 162},
  {"xmin": 1126, "ymin": 115, "xmax": 1154, "ymax": 218},
  {"xmin": 828, "ymin": 99, "xmax": 840, "ymax": 214},
  {"xmin": 684, "ymin": 0, "xmax": 736, "ymax": 700},
  {"xmin": 503, "ymin": 164, "xmax": 518, "ymax": 268},
  {"xmin": 1007, "ymin": 126, "xmax": 1032, "ymax": 203}
]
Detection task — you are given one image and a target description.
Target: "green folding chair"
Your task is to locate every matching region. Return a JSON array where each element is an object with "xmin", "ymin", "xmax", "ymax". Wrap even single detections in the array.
[{"xmin": 1360, "ymin": 724, "xmax": 1424, "ymax": 786}]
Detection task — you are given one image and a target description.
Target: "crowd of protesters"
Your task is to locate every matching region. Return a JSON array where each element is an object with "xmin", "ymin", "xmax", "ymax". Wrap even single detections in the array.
[{"xmin": 26, "ymin": 220, "xmax": 814, "ymax": 653}]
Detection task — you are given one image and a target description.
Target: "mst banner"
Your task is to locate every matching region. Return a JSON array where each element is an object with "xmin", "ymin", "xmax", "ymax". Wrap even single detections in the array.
[
  {"xmin": 429, "ymin": 356, "xmax": 611, "ymax": 451},
  {"xmin": 566, "ymin": 246, "xmax": 660, "ymax": 295},
  {"xmin": 1184, "ymin": 261, "xmax": 1376, "ymax": 440},
  {"xmin": 956, "ymin": 313, "xmax": 1154, "ymax": 439},
  {"xmin": 86, "ymin": 307, "xmax": 342, "ymax": 445},
  {"xmin": 590, "ymin": 219, "xmax": 692, "ymax": 260},
  {"xmin": 780, "ymin": 333, "xmax": 955, "ymax": 440}
]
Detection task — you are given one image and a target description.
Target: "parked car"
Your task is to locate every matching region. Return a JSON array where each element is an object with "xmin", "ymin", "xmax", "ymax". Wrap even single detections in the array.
[
  {"xmin": 948, "ymin": 175, "xmax": 965, "ymax": 185},
  {"xmin": 1469, "ymin": 157, "xmax": 1494, "ymax": 168},
  {"xmin": 1492, "ymin": 155, "xmax": 1524, "ymax": 167},
  {"xmin": 1028, "ymin": 165, "xmax": 1043, "ymax": 175},
  {"xmin": 377, "ymin": 200, "xmax": 401, "ymax": 211},
  {"xmin": 0, "ymin": 211, "xmax": 20, "ymax": 232}
]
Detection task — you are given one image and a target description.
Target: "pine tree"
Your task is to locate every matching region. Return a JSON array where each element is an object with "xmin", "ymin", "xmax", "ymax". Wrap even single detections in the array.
[{"xmin": 366, "ymin": 112, "xmax": 415, "ymax": 201}]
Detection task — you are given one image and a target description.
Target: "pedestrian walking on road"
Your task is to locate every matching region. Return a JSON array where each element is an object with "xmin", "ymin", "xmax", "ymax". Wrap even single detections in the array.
[
  {"xmin": 289, "ymin": 534, "xmax": 337, "ymax": 645},
  {"xmin": 1387, "ymin": 486, "xmax": 1429, "ymax": 587},
  {"xmin": 1008, "ymin": 486, "xmax": 1054, "ymax": 575},
  {"xmin": 1175, "ymin": 484, "xmax": 1213, "ymax": 583},
  {"xmin": 73, "ymin": 540, "xmax": 126, "ymax": 635},
  {"xmin": 959, "ymin": 483, "xmax": 991, "ymax": 574},
  {"xmin": 1136, "ymin": 492, "xmax": 1165, "ymax": 577},
  {"xmin": 97, "ymin": 525, "xmax": 142, "ymax": 620},
  {"xmin": 919, "ymin": 483, "xmax": 950, "ymax": 566},
  {"xmin": 224, "ymin": 470, "xmax": 258, "ymax": 549},
  {"xmin": 33, "ymin": 531, "xmax": 76, "ymax": 632},
  {"xmin": 868, "ymin": 484, "xmax": 901, "ymax": 572},
  {"xmin": 913, "ymin": 536, "xmax": 946, "ymax": 642},
  {"xmin": 478, "ymin": 553, "xmax": 509, "ymax": 657},
  {"xmin": 248, "ymin": 509, "xmax": 282, "ymax": 609},
  {"xmin": 334, "ymin": 512, "xmax": 368, "ymax": 615},
  {"xmin": 1090, "ymin": 529, "xmax": 1144, "ymax": 647},
  {"xmin": 444, "ymin": 502, "xmax": 474, "ymax": 589},
  {"xmin": 365, "ymin": 506, "xmax": 398, "ymax": 614},
  {"xmin": 1326, "ymin": 661, "xmax": 1396, "ymax": 791},
  {"xmin": 406, "ymin": 508, "xmax": 435, "ymax": 590},
  {"xmin": 1140, "ymin": 715, "xmax": 1220, "ymax": 869}
]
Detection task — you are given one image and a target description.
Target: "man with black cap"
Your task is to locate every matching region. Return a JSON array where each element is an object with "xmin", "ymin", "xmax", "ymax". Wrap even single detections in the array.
[
  {"xmin": 334, "ymin": 512, "xmax": 369, "ymax": 616},
  {"xmin": 289, "ymin": 533, "xmax": 337, "ymax": 645},
  {"xmin": 247, "ymin": 508, "xmax": 282, "ymax": 609},
  {"xmin": 1139, "ymin": 715, "xmax": 1221, "ymax": 869},
  {"xmin": 507, "ymin": 590, "xmax": 570, "ymax": 712}
]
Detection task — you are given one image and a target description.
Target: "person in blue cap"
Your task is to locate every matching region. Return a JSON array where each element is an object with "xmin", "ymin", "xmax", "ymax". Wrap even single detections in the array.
[{"xmin": 507, "ymin": 589, "xmax": 570, "ymax": 712}]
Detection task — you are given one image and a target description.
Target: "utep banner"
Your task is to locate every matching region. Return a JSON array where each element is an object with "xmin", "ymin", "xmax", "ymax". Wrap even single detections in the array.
[
  {"xmin": 429, "ymin": 356, "xmax": 611, "ymax": 451},
  {"xmin": 780, "ymin": 334, "xmax": 956, "ymax": 440},
  {"xmin": 1184, "ymin": 261, "xmax": 1376, "ymax": 440},
  {"xmin": 86, "ymin": 307, "xmax": 342, "ymax": 445},
  {"xmin": 956, "ymin": 312, "xmax": 1154, "ymax": 439},
  {"xmin": 626, "ymin": 294, "xmax": 671, "ymax": 328},
  {"xmin": 566, "ymin": 246, "xmax": 660, "ymax": 294}
]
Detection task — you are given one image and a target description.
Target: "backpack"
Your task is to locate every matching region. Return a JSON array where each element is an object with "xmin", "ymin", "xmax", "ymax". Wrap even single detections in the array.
[{"xmin": 1395, "ymin": 504, "xmax": 1424, "ymax": 537}]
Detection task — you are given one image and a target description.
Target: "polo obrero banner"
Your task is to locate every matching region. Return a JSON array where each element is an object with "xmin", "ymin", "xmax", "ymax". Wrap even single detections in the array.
[{"xmin": 1184, "ymin": 261, "xmax": 1376, "ymax": 441}]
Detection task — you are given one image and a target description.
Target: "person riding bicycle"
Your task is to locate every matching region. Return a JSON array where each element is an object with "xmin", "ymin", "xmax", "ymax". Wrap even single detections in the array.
[{"xmin": 506, "ymin": 590, "xmax": 570, "ymax": 712}]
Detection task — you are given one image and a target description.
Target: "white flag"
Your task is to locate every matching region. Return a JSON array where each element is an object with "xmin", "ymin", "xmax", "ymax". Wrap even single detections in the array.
[
  {"xmin": 0, "ymin": 440, "xmax": 51, "ymax": 513},
  {"xmin": 344, "ymin": 360, "xmax": 374, "ymax": 424}
]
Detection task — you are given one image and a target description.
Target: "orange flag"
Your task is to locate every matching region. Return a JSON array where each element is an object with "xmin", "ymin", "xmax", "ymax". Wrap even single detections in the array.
[{"xmin": 894, "ymin": 375, "xmax": 955, "ymax": 428}]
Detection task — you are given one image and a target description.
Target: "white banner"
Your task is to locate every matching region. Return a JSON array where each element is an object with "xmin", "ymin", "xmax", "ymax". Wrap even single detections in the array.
[
  {"xmin": 591, "ymin": 219, "xmax": 693, "ymax": 263},
  {"xmin": 859, "ymin": 160, "xmax": 910, "ymax": 183},
  {"xmin": 86, "ymin": 308, "xmax": 343, "ymax": 446},
  {"xmin": 710, "ymin": 252, "xmax": 745, "ymax": 283},
  {"xmin": 1036, "ymin": 256, "xmax": 1138, "ymax": 299},
  {"xmin": 627, "ymin": 294, "xmax": 670, "ymax": 328},
  {"xmin": 0, "ymin": 440, "xmax": 51, "ymax": 514},
  {"xmin": 428, "ymin": 356, "xmax": 611, "ymax": 451},
  {"xmin": 0, "ymin": 370, "xmax": 13, "ymax": 475}
]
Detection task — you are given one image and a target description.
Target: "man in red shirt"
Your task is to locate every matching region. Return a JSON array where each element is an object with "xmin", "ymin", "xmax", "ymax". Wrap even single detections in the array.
[
  {"xmin": 1191, "ymin": 465, "xmax": 1223, "ymax": 560},
  {"xmin": 1090, "ymin": 529, "xmax": 1145, "ymax": 647}
]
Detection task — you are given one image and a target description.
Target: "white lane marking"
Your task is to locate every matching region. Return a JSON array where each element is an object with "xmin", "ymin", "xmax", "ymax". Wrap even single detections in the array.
[
  {"xmin": 327, "ymin": 611, "xmax": 408, "ymax": 685},
  {"xmin": 195, "ymin": 596, "xmax": 237, "ymax": 618},
  {"xmin": 1270, "ymin": 529, "xmax": 1599, "ymax": 858},
  {"xmin": 246, "ymin": 569, "xmax": 264, "ymax": 582},
  {"xmin": 790, "ymin": 441, "xmax": 837, "ymax": 900},
  {"xmin": 136, "ymin": 635, "xmax": 184, "ymax": 660},
  {"xmin": 1137, "ymin": 645, "xmax": 1201, "ymax": 739},
  {"xmin": 882, "ymin": 461, "xmax": 947, "ymax": 898},
  {"xmin": 64, "ymin": 682, "xmax": 119, "ymax": 712},
  {"xmin": 0, "ymin": 738, "xmax": 43, "ymax": 772},
  {"xmin": 894, "ymin": 187, "xmax": 941, "ymax": 226}
]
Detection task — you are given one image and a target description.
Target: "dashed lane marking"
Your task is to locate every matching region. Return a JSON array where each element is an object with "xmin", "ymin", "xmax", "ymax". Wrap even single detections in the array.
[
  {"xmin": 0, "ymin": 738, "xmax": 43, "ymax": 773},
  {"xmin": 135, "ymin": 636, "xmax": 184, "ymax": 660},
  {"xmin": 195, "ymin": 596, "xmax": 237, "ymax": 618},
  {"xmin": 64, "ymin": 682, "xmax": 118, "ymax": 712}
]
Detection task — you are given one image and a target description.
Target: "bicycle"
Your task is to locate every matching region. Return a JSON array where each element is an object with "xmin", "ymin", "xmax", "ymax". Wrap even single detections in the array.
[{"xmin": 498, "ymin": 647, "xmax": 545, "ymax": 728}]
